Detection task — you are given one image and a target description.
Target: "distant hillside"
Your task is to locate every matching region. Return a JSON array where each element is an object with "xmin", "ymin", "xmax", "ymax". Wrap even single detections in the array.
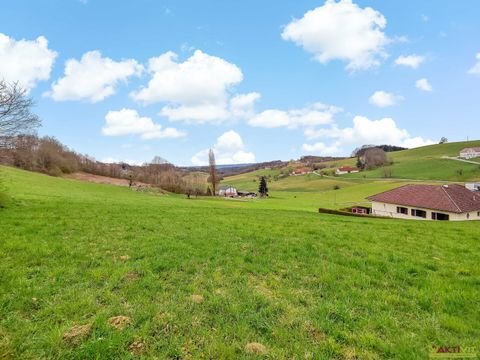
[
  {"xmin": 329, "ymin": 140, "xmax": 480, "ymax": 181},
  {"xmin": 184, "ymin": 160, "xmax": 287, "ymax": 177},
  {"xmin": 223, "ymin": 140, "xmax": 480, "ymax": 194}
]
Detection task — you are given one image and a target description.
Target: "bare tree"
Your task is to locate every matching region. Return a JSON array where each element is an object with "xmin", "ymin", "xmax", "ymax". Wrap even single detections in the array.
[
  {"xmin": 208, "ymin": 149, "xmax": 219, "ymax": 195},
  {"xmin": 0, "ymin": 81, "xmax": 41, "ymax": 148},
  {"xmin": 364, "ymin": 148, "xmax": 389, "ymax": 170}
]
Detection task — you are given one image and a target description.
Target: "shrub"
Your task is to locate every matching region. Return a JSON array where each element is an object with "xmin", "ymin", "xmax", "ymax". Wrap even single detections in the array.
[{"xmin": 47, "ymin": 166, "xmax": 63, "ymax": 177}]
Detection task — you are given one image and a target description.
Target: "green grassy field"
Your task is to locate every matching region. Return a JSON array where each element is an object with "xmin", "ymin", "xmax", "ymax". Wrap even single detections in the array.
[
  {"xmin": 309, "ymin": 140, "xmax": 480, "ymax": 181},
  {"xmin": 1, "ymin": 166, "xmax": 479, "ymax": 359}
]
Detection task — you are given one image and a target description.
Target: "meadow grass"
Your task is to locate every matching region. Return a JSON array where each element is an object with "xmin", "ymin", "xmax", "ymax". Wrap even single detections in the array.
[
  {"xmin": 316, "ymin": 140, "xmax": 480, "ymax": 181},
  {"xmin": 1, "ymin": 166, "xmax": 479, "ymax": 359}
]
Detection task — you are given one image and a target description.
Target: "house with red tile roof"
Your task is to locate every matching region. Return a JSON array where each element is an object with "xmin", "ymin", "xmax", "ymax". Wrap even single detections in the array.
[
  {"xmin": 291, "ymin": 167, "xmax": 312, "ymax": 176},
  {"xmin": 368, "ymin": 184, "xmax": 480, "ymax": 221}
]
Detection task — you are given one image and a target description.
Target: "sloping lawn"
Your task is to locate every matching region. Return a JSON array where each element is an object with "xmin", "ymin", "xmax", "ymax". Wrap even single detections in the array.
[{"xmin": 1, "ymin": 167, "xmax": 479, "ymax": 359}]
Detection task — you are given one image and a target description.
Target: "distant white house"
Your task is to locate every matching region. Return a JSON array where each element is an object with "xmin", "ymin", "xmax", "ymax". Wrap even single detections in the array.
[
  {"xmin": 336, "ymin": 166, "xmax": 360, "ymax": 175},
  {"xmin": 459, "ymin": 147, "xmax": 480, "ymax": 159},
  {"xmin": 218, "ymin": 186, "xmax": 238, "ymax": 197}
]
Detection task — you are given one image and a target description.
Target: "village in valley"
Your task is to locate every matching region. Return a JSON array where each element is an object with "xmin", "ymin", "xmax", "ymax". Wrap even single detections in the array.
[{"xmin": 216, "ymin": 144, "xmax": 480, "ymax": 222}]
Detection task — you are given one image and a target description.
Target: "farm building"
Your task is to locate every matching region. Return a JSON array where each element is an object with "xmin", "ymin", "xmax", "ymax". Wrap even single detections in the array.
[
  {"xmin": 336, "ymin": 166, "xmax": 360, "ymax": 175},
  {"xmin": 218, "ymin": 186, "xmax": 238, "ymax": 197},
  {"xmin": 459, "ymin": 147, "xmax": 480, "ymax": 159},
  {"xmin": 291, "ymin": 168, "xmax": 312, "ymax": 176},
  {"xmin": 368, "ymin": 184, "xmax": 480, "ymax": 221}
]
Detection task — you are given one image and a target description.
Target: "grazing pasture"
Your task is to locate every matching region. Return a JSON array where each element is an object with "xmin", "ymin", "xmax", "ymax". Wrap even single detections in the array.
[{"xmin": 0, "ymin": 166, "xmax": 479, "ymax": 359}]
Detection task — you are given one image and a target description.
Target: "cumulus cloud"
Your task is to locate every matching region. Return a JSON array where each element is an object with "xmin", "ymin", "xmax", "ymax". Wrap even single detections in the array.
[
  {"xmin": 416, "ymin": 78, "xmax": 433, "ymax": 92},
  {"xmin": 369, "ymin": 91, "xmax": 403, "ymax": 107},
  {"xmin": 394, "ymin": 55, "xmax": 425, "ymax": 69},
  {"xmin": 302, "ymin": 116, "xmax": 433, "ymax": 154},
  {"xmin": 191, "ymin": 130, "xmax": 255, "ymax": 165},
  {"xmin": 302, "ymin": 142, "xmax": 340, "ymax": 155},
  {"xmin": 468, "ymin": 53, "xmax": 480, "ymax": 75},
  {"xmin": 281, "ymin": 0, "xmax": 389, "ymax": 71},
  {"xmin": 48, "ymin": 51, "xmax": 143, "ymax": 102},
  {"xmin": 229, "ymin": 92, "xmax": 261, "ymax": 118},
  {"xmin": 131, "ymin": 50, "xmax": 257, "ymax": 123},
  {"xmin": 102, "ymin": 108, "xmax": 186, "ymax": 140},
  {"xmin": 0, "ymin": 33, "xmax": 57, "ymax": 92},
  {"xmin": 248, "ymin": 103, "xmax": 341, "ymax": 129}
]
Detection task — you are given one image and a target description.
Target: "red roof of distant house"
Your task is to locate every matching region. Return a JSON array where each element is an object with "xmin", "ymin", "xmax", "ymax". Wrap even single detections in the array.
[
  {"xmin": 368, "ymin": 184, "xmax": 480, "ymax": 213},
  {"xmin": 293, "ymin": 167, "xmax": 311, "ymax": 173},
  {"xmin": 338, "ymin": 166, "xmax": 358, "ymax": 172},
  {"xmin": 460, "ymin": 147, "xmax": 480, "ymax": 152}
]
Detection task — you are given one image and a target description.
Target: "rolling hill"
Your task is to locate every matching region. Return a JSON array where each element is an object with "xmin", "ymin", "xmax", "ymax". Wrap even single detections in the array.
[
  {"xmin": 1, "ymin": 166, "xmax": 479, "ymax": 358},
  {"xmin": 325, "ymin": 140, "xmax": 480, "ymax": 181}
]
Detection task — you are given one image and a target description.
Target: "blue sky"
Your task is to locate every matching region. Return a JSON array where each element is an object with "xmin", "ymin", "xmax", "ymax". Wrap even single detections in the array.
[{"xmin": 1, "ymin": 0, "xmax": 479, "ymax": 165}]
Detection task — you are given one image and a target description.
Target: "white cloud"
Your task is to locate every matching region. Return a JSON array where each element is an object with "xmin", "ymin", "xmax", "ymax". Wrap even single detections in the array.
[
  {"xmin": 394, "ymin": 55, "xmax": 425, "ymax": 69},
  {"xmin": 302, "ymin": 142, "xmax": 340, "ymax": 155},
  {"xmin": 191, "ymin": 130, "xmax": 255, "ymax": 165},
  {"xmin": 416, "ymin": 78, "xmax": 433, "ymax": 92},
  {"xmin": 0, "ymin": 33, "xmax": 57, "ymax": 92},
  {"xmin": 281, "ymin": 0, "xmax": 389, "ymax": 71},
  {"xmin": 468, "ymin": 53, "xmax": 480, "ymax": 75},
  {"xmin": 48, "ymin": 51, "xmax": 143, "ymax": 102},
  {"xmin": 248, "ymin": 103, "xmax": 341, "ymax": 129},
  {"xmin": 102, "ymin": 108, "xmax": 186, "ymax": 140},
  {"xmin": 369, "ymin": 91, "xmax": 403, "ymax": 107},
  {"xmin": 229, "ymin": 92, "xmax": 261, "ymax": 118},
  {"xmin": 303, "ymin": 116, "xmax": 434, "ymax": 154},
  {"xmin": 131, "ymin": 50, "xmax": 256, "ymax": 123}
]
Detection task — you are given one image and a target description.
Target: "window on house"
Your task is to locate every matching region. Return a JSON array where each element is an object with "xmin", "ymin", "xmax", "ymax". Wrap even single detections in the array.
[
  {"xmin": 396, "ymin": 206, "xmax": 408, "ymax": 215},
  {"xmin": 432, "ymin": 212, "xmax": 450, "ymax": 221},
  {"xmin": 411, "ymin": 209, "xmax": 427, "ymax": 218}
]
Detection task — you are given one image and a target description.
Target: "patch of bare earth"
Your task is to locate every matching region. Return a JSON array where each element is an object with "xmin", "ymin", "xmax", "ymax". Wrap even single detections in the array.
[
  {"xmin": 65, "ymin": 172, "xmax": 151, "ymax": 188},
  {"xmin": 190, "ymin": 294, "xmax": 204, "ymax": 304},
  {"xmin": 305, "ymin": 322, "xmax": 327, "ymax": 344},
  {"xmin": 128, "ymin": 340, "xmax": 146, "ymax": 356},
  {"xmin": 108, "ymin": 316, "xmax": 131, "ymax": 330},
  {"xmin": 244, "ymin": 342, "xmax": 267, "ymax": 355},
  {"xmin": 62, "ymin": 324, "xmax": 92, "ymax": 345},
  {"xmin": 125, "ymin": 271, "xmax": 140, "ymax": 281}
]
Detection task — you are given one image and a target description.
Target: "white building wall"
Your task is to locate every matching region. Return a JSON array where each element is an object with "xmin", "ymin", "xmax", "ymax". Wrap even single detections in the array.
[
  {"xmin": 460, "ymin": 150, "xmax": 480, "ymax": 159},
  {"xmin": 371, "ymin": 202, "xmax": 480, "ymax": 221}
]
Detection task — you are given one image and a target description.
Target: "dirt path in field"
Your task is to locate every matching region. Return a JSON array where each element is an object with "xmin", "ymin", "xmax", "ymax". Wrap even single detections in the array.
[
  {"xmin": 441, "ymin": 156, "xmax": 480, "ymax": 165},
  {"xmin": 65, "ymin": 172, "xmax": 150, "ymax": 187}
]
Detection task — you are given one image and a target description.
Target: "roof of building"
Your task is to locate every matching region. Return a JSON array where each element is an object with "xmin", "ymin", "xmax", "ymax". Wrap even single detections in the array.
[
  {"xmin": 368, "ymin": 184, "xmax": 480, "ymax": 214},
  {"xmin": 338, "ymin": 166, "xmax": 359, "ymax": 172},
  {"xmin": 460, "ymin": 147, "xmax": 480, "ymax": 152},
  {"xmin": 293, "ymin": 167, "xmax": 311, "ymax": 173},
  {"xmin": 219, "ymin": 185, "xmax": 236, "ymax": 190}
]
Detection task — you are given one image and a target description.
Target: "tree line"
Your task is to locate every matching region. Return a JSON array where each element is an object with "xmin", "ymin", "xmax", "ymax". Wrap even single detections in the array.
[{"xmin": 0, "ymin": 79, "xmax": 214, "ymax": 197}]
